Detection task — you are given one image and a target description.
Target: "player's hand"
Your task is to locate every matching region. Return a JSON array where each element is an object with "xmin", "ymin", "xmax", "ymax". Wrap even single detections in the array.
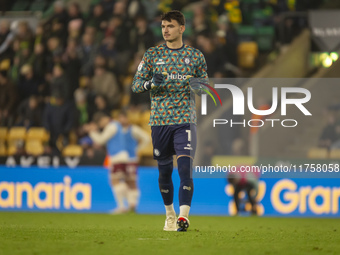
[
  {"xmin": 189, "ymin": 77, "xmax": 208, "ymax": 96},
  {"xmin": 152, "ymin": 73, "xmax": 164, "ymax": 86},
  {"xmin": 143, "ymin": 73, "xmax": 165, "ymax": 90}
]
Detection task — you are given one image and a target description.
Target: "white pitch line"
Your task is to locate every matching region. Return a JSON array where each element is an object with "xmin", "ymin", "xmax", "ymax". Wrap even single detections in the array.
[{"xmin": 137, "ymin": 238, "xmax": 169, "ymax": 241}]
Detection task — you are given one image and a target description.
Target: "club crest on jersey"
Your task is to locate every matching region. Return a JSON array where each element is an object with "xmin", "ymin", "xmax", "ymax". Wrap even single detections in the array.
[
  {"xmin": 138, "ymin": 60, "xmax": 144, "ymax": 71},
  {"xmin": 156, "ymin": 59, "xmax": 165, "ymax": 65},
  {"xmin": 184, "ymin": 57, "xmax": 191, "ymax": 64}
]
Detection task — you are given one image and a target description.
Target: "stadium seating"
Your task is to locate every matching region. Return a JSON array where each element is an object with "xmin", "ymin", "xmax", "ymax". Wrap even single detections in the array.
[
  {"xmin": 7, "ymin": 127, "xmax": 26, "ymax": 156},
  {"xmin": 25, "ymin": 140, "xmax": 44, "ymax": 156},
  {"xmin": 127, "ymin": 110, "xmax": 142, "ymax": 125},
  {"xmin": 25, "ymin": 128, "xmax": 49, "ymax": 156},
  {"xmin": 329, "ymin": 149, "xmax": 340, "ymax": 159},
  {"xmin": 0, "ymin": 128, "xmax": 7, "ymax": 156},
  {"xmin": 26, "ymin": 127, "xmax": 49, "ymax": 142},
  {"xmin": 0, "ymin": 143, "xmax": 6, "ymax": 156},
  {"xmin": 307, "ymin": 147, "xmax": 329, "ymax": 159},
  {"xmin": 62, "ymin": 144, "xmax": 83, "ymax": 157},
  {"xmin": 237, "ymin": 26, "xmax": 257, "ymax": 42},
  {"xmin": 0, "ymin": 59, "xmax": 11, "ymax": 71},
  {"xmin": 140, "ymin": 110, "xmax": 151, "ymax": 126},
  {"xmin": 0, "ymin": 127, "xmax": 7, "ymax": 141},
  {"xmin": 237, "ymin": 41, "xmax": 258, "ymax": 68},
  {"xmin": 8, "ymin": 127, "xmax": 26, "ymax": 141},
  {"xmin": 256, "ymin": 26, "xmax": 275, "ymax": 51}
]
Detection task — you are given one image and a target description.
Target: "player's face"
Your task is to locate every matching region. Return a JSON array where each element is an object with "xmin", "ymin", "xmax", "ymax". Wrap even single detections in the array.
[{"xmin": 161, "ymin": 19, "xmax": 184, "ymax": 42}]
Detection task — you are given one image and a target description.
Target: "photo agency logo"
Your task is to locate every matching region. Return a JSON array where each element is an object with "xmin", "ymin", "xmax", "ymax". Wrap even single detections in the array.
[{"xmin": 199, "ymin": 84, "xmax": 312, "ymax": 128}]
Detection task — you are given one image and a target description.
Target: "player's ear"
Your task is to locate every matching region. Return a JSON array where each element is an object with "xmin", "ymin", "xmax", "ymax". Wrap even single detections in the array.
[{"xmin": 180, "ymin": 25, "xmax": 185, "ymax": 34}]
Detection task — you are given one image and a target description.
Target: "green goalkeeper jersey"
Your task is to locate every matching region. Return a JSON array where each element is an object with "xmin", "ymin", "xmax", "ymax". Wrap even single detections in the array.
[{"xmin": 132, "ymin": 43, "xmax": 208, "ymax": 126}]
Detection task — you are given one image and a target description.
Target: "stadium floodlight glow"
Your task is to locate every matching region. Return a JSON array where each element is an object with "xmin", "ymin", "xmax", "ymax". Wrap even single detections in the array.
[
  {"xmin": 330, "ymin": 52, "xmax": 339, "ymax": 61},
  {"xmin": 322, "ymin": 56, "xmax": 333, "ymax": 68},
  {"xmin": 320, "ymin": 53, "xmax": 328, "ymax": 60}
]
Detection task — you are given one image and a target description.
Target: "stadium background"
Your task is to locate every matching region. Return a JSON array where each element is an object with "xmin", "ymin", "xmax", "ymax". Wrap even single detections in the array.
[{"xmin": 1, "ymin": 0, "xmax": 340, "ymax": 248}]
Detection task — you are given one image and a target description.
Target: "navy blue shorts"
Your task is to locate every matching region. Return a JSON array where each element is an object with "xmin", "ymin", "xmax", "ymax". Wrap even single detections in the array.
[{"xmin": 151, "ymin": 124, "xmax": 197, "ymax": 160}]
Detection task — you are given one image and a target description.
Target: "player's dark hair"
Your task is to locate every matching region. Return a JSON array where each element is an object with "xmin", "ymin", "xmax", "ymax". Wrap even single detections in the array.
[{"xmin": 161, "ymin": 10, "xmax": 185, "ymax": 26}]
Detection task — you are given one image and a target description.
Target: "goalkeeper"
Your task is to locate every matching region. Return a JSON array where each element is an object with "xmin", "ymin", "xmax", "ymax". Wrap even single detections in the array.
[{"xmin": 131, "ymin": 10, "xmax": 208, "ymax": 231}]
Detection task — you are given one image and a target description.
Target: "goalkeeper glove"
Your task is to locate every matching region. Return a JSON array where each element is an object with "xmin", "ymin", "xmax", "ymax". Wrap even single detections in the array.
[
  {"xmin": 189, "ymin": 77, "xmax": 209, "ymax": 96},
  {"xmin": 143, "ymin": 73, "xmax": 164, "ymax": 90}
]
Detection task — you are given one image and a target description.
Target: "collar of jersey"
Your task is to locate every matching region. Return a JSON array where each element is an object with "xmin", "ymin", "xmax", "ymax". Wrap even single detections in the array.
[{"xmin": 165, "ymin": 43, "xmax": 185, "ymax": 51}]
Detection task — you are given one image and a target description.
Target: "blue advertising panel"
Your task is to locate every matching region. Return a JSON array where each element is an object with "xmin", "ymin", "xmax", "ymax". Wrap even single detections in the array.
[
  {"xmin": 1, "ymin": 166, "xmax": 340, "ymax": 217},
  {"xmin": 0, "ymin": 166, "xmax": 115, "ymax": 212}
]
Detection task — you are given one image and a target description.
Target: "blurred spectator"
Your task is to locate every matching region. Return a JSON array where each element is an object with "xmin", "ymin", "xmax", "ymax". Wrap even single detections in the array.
[
  {"xmin": 87, "ymin": 4, "xmax": 108, "ymax": 31},
  {"xmin": 101, "ymin": 0, "xmax": 115, "ymax": 16},
  {"xmin": 227, "ymin": 169, "xmax": 260, "ymax": 215},
  {"xmin": 93, "ymin": 94, "xmax": 112, "ymax": 117},
  {"xmin": 68, "ymin": 19, "xmax": 83, "ymax": 39},
  {"xmin": 45, "ymin": 1, "xmax": 69, "ymax": 29},
  {"xmin": 62, "ymin": 38, "xmax": 81, "ymax": 94},
  {"xmin": 106, "ymin": 15, "xmax": 131, "ymax": 52},
  {"xmin": 131, "ymin": 16, "xmax": 155, "ymax": 54},
  {"xmin": 216, "ymin": 15, "xmax": 238, "ymax": 67},
  {"xmin": 68, "ymin": 2, "xmax": 84, "ymax": 24},
  {"xmin": 15, "ymin": 21, "xmax": 34, "ymax": 49},
  {"xmin": 0, "ymin": 71, "xmax": 17, "ymax": 127},
  {"xmin": 141, "ymin": 0, "xmax": 159, "ymax": 21},
  {"xmin": 48, "ymin": 20, "xmax": 67, "ymax": 46},
  {"xmin": 17, "ymin": 64, "xmax": 44, "ymax": 102},
  {"xmin": 93, "ymin": 54, "xmax": 107, "ymax": 69},
  {"xmin": 46, "ymin": 37, "xmax": 63, "ymax": 72},
  {"xmin": 29, "ymin": 43, "xmax": 47, "ymax": 80},
  {"xmin": 318, "ymin": 114, "xmax": 337, "ymax": 150},
  {"xmin": 16, "ymin": 95, "xmax": 43, "ymax": 129},
  {"xmin": 128, "ymin": 53, "xmax": 150, "ymax": 109},
  {"xmin": 126, "ymin": 0, "xmax": 146, "ymax": 21},
  {"xmin": 113, "ymin": 0, "xmax": 127, "ymax": 16},
  {"xmin": 98, "ymin": 38, "xmax": 117, "ymax": 69},
  {"xmin": 77, "ymin": 33, "xmax": 99, "ymax": 75},
  {"xmin": 0, "ymin": 20, "xmax": 13, "ymax": 58},
  {"xmin": 192, "ymin": 6, "xmax": 209, "ymax": 35},
  {"xmin": 74, "ymin": 88, "xmax": 93, "ymax": 127},
  {"xmin": 196, "ymin": 33, "xmax": 226, "ymax": 77},
  {"xmin": 43, "ymin": 93, "xmax": 75, "ymax": 155},
  {"xmin": 34, "ymin": 23, "xmax": 45, "ymax": 47},
  {"xmin": 91, "ymin": 66, "xmax": 121, "ymax": 108},
  {"xmin": 50, "ymin": 65, "xmax": 72, "ymax": 101}
]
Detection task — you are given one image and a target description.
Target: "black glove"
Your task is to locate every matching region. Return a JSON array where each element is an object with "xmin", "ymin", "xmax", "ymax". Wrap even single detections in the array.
[
  {"xmin": 143, "ymin": 73, "xmax": 165, "ymax": 90},
  {"xmin": 152, "ymin": 73, "xmax": 164, "ymax": 86}
]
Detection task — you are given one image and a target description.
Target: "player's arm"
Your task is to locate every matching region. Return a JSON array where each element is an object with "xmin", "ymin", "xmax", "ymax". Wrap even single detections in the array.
[
  {"xmin": 190, "ymin": 50, "xmax": 209, "ymax": 95},
  {"xmin": 132, "ymin": 49, "xmax": 165, "ymax": 93},
  {"xmin": 131, "ymin": 50, "xmax": 152, "ymax": 93},
  {"xmin": 196, "ymin": 50, "xmax": 208, "ymax": 79},
  {"xmin": 131, "ymin": 125, "xmax": 151, "ymax": 151},
  {"xmin": 89, "ymin": 123, "xmax": 118, "ymax": 145}
]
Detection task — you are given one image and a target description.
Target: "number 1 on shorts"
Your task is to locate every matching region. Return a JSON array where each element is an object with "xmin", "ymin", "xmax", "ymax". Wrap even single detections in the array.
[{"xmin": 186, "ymin": 130, "xmax": 191, "ymax": 142}]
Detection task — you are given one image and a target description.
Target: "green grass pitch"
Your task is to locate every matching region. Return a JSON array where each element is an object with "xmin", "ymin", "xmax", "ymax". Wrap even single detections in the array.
[{"xmin": 0, "ymin": 212, "xmax": 340, "ymax": 255}]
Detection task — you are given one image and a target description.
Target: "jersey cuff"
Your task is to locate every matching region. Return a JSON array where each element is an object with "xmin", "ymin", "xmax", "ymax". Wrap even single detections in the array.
[{"xmin": 143, "ymin": 81, "xmax": 151, "ymax": 91}]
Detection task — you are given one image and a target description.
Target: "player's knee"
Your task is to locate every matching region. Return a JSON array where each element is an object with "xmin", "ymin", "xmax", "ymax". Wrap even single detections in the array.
[
  {"xmin": 177, "ymin": 156, "xmax": 193, "ymax": 182},
  {"xmin": 158, "ymin": 157, "xmax": 173, "ymax": 184}
]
